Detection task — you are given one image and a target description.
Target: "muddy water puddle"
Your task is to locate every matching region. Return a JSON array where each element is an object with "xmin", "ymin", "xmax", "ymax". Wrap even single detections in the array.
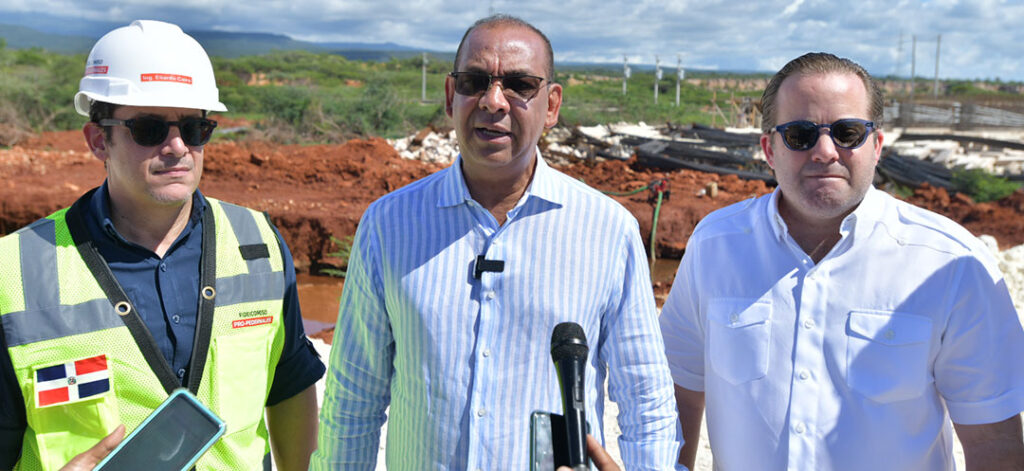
[
  {"xmin": 297, "ymin": 274, "xmax": 344, "ymax": 337},
  {"xmin": 650, "ymin": 257, "xmax": 680, "ymax": 284}
]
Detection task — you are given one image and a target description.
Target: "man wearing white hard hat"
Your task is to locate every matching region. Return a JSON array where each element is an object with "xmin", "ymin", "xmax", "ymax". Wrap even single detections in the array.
[{"xmin": 0, "ymin": 20, "xmax": 324, "ymax": 470}]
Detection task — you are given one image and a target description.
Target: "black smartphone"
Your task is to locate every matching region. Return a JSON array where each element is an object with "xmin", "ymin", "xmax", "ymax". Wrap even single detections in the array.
[
  {"xmin": 94, "ymin": 389, "xmax": 226, "ymax": 471},
  {"xmin": 529, "ymin": 410, "xmax": 592, "ymax": 471}
]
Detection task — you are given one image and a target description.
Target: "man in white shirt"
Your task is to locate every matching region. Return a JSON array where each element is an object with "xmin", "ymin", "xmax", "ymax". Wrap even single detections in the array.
[{"xmin": 660, "ymin": 52, "xmax": 1024, "ymax": 470}]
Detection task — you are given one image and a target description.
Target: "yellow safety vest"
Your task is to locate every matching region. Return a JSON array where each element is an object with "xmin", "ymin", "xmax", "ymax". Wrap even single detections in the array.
[{"xmin": 0, "ymin": 193, "xmax": 287, "ymax": 470}]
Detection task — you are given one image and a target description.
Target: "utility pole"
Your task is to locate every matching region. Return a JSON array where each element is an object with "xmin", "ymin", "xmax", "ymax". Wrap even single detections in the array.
[
  {"xmin": 623, "ymin": 55, "xmax": 629, "ymax": 95},
  {"xmin": 675, "ymin": 55, "xmax": 682, "ymax": 107},
  {"xmin": 421, "ymin": 52, "xmax": 428, "ymax": 102},
  {"xmin": 654, "ymin": 55, "xmax": 660, "ymax": 105},
  {"xmin": 933, "ymin": 34, "xmax": 941, "ymax": 98}
]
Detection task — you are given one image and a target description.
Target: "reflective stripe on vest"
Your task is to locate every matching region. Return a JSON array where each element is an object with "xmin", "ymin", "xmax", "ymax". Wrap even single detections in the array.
[{"xmin": 1, "ymin": 196, "xmax": 286, "ymax": 471}]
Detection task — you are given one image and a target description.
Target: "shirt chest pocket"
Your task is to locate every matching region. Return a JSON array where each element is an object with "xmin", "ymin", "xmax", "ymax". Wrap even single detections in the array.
[
  {"xmin": 708, "ymin": 299, "xmax": 772, "ymax": 385},
  {"xmin": 846, "ymin": 310, "xmax": 933, "ymax": 403}
]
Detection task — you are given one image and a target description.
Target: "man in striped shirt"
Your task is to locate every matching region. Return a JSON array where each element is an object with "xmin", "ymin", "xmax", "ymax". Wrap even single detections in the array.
[{"xmin": 312, "ymin": 14, "xmax": 681, "ymax": 471}]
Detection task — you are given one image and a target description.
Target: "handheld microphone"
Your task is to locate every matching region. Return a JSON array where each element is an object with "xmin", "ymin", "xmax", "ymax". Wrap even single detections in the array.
[{"xmin": 551, "ymin": 322, "xmax": 589, "ymax": 471}]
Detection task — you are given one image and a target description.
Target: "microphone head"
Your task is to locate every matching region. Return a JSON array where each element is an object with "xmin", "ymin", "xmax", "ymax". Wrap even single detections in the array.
[{"xmin": 551, "ymin": 322, "xmax": 589, "ymax": 362}]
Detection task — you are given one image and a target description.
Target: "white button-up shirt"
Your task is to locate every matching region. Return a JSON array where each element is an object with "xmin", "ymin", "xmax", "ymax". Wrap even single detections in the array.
[{"xmin": 661, "ymin": 186, "xmax": 1024, "ymax": 470}]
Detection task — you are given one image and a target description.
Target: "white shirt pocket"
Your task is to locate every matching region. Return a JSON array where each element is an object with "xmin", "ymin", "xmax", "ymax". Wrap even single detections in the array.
[
  {"xmin": 708, "ymin": 298, "xmax": 772, "ymax": 385},
  {"xmin": 846, "ymin": 310, "xmax": 933, "ymax": 403}
]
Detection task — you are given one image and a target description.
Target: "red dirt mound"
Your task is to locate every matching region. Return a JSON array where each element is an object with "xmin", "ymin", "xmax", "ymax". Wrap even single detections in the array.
[{"xmin": 3, "ymin": 131, "xmax": 1024, "ymax": 277}]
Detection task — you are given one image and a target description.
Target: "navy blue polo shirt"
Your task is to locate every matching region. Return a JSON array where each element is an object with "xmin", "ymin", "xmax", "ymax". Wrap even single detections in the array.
[{"xmin": 0, "ymin": 184, "xmax": 324, "ymax": 467}]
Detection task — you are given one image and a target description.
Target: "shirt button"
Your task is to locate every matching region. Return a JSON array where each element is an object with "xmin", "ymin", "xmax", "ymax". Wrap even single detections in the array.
[
  {"xmin": 482, "ymin": 348, "xmax": 491, "ymax": 358},
  {"xmin": 485, "ymin": 291, "xmax": 496, "ymax": 300},
  {"xmin": 799, "ymin": 370, "xmax": 810, "ymax": 380},
  {"xmin": 794, "ymin": 423, "xmax": 806, "ymax": 434},
  {"xmin": 172, "ymin": 315, "xmax": 181, "ymax": 324},
  {"xmin": 159, "ymin": 263, "xmax": 167, "ymax": 272},
  {"xmin": 729, "ymin": 313, "xmax": 739, "ymax": 324},
  {"xmin": 884, "ymin": 329, "xmax": 895, "ymax": 340},
  {"xmin": 803, "ymin": 319, "xmax": 815, "ymax": 329},
  {"xmin": 176, "ymin": 368, "xmax": 186, "ymax": 378},
  {"xmin": 477, "ymin": 408, "xmax": 487, "ymax": 417}
]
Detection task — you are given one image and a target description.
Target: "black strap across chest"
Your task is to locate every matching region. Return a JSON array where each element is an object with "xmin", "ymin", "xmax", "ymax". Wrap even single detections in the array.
[{"xmin": 64, "ymin": 190, "xmax": 217, "ymax": 396}]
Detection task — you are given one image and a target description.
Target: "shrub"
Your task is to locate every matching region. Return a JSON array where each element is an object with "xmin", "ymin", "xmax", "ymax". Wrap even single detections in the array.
[
  {"xmin": 951, "ymin": 167, "xmax": 1021, "ymax": 202},
  {"xmin": 320, "ymin": 235, "xmax": 353, "ymax": 278}
]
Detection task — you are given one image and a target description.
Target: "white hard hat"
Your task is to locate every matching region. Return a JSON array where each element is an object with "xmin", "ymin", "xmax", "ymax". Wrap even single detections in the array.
[{"xmin": 74, "ymin": 20, "xmax": 227, "ymax": 116}]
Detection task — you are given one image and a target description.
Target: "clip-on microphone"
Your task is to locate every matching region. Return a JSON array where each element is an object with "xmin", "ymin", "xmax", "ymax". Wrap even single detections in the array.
[{"xmin": 474, "ymin": 255, "xmax": 505, "ymax": 280}]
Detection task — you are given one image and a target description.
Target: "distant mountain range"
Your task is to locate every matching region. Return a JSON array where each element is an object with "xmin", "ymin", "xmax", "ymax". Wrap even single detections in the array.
[
  {"xmin": 0, "ymin": 19, "xmax": 751, "ymax": 75},
  {"xmin": 0, "ymin": 22, "xmax": 452, "ymax": 62}
]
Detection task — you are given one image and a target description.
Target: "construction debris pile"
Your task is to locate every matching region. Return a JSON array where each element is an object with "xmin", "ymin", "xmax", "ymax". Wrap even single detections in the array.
[
  {"xmin": 882, "ymin": 130, "xmax": 1024, "ymax": 189},
  {"xmin": 391, "ymin": 122, "xmax": 766, "ymax": 170},
  {"xmin": 389, "ymin": 121, "xmax": 1024, "ymax": 251},
  {"xmin": 390, "ymin": 127, "xmax": 459, "ymax": 165},
  {"xmin": 393, "ymin": 124, "xmax": 1024, "ymax": 196},
  {"xmin": 389, "ymin": 122, "xmax": 643, "ymax": 166}
]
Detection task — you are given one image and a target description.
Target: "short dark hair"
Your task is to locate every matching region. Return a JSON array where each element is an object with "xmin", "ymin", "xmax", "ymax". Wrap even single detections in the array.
[
  {"xmin": 453, "ymin": 14, "xmax": 554, "ymax": 80},
  {"xmin": 89, "ymin": 100, "xmax": 119, "ymax": 141},
  {"xmin": 760, "ymin": 52, "xmax": 883, "ymax": 133}
]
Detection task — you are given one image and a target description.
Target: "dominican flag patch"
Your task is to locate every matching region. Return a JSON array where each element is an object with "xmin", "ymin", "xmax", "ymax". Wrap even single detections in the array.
[{"xmin": 34, "ymin": 355, "xmax": 111, "ymax": 408}]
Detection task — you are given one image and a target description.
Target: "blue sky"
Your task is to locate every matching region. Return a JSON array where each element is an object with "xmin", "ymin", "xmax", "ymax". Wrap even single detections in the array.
[{"xmin": 2, "ymin": 0, "xmax": 1022, "ymax": 81}]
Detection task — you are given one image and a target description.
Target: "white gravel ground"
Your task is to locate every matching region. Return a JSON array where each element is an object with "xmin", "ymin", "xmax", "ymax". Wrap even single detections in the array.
[{"xmin": 307, "ymin": 236, "xmax": 1024, "ymax": 470}]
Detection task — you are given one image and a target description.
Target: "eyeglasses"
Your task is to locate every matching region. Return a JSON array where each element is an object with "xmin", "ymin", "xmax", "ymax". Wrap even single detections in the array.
[
  {"xmin": 772, "ymin": 118, "xmax": 875, "ymax": 151},
  {"xmin": 449, "ymin": 71, "xmax": 547, "ymax": 102},
  {"xmin": 99, "ymin": 116, "xmax": 218, "ymax": 147}
]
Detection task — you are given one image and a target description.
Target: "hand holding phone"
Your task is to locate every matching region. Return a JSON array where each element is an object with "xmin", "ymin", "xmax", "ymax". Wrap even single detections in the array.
[
  {"xmin": 94, "ymin": 389, "xmax": 225, "ymax": 471},
  {"xmin": 530, "ymin": 410, "xmax": 593, "ymax": 471},
  {"xmin": 558, "ymin": 435, "xmax": 620, "ymax": 471},
  {"xmin": 58, "ymin": 425, "xmax": 125, "ymax": 471}
]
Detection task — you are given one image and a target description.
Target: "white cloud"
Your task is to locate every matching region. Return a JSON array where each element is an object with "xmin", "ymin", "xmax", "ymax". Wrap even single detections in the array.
[
  {"xmin": 1, "ymin": 0, "xmax": 1022, "ymax": 81},
  {"xmin": 781, "ymin": 0, "xmax": 805, "ymax": 17}
]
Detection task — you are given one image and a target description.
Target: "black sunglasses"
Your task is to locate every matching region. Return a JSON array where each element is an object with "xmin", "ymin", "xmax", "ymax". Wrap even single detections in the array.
[
  {"xmin": 773, "ymin": 118, "xmax": 875, "ymax": 151},
  {"xmin": 449, "ymin": 71, "xmax": 547, "ymax": 102},
  {"xmin": 99, "ymin": 116, "xmax": 218, "ymax": 147}
]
